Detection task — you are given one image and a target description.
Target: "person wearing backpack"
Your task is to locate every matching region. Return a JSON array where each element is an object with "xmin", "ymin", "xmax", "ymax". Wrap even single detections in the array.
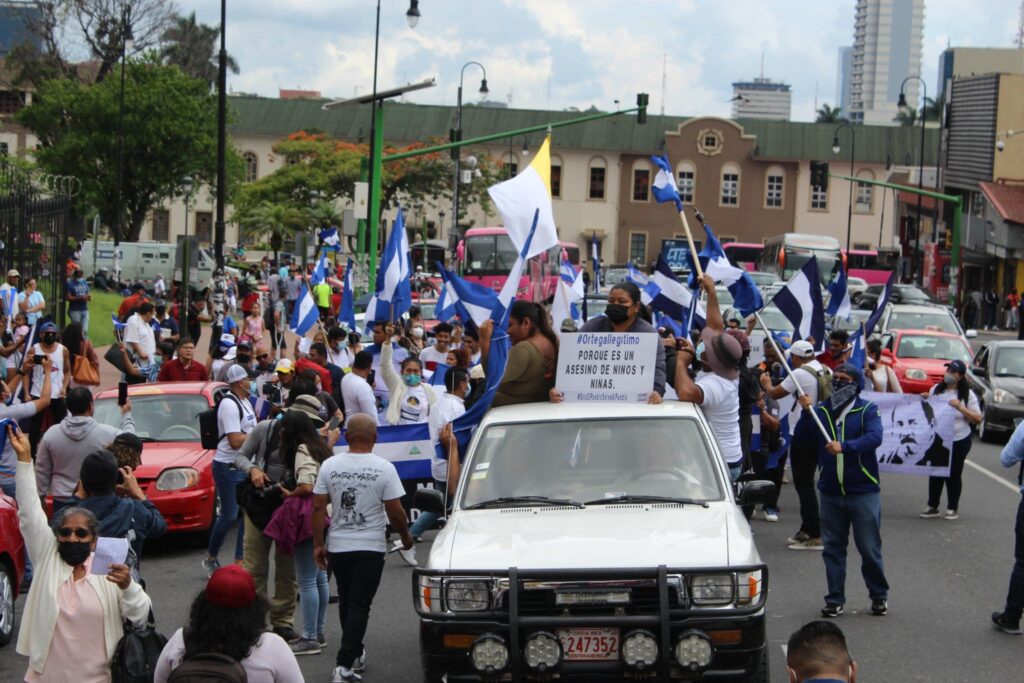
[
  {"xmin": 761, "ymin": 340, "xmax": 830, "ymax": 551},
  {"xmin": 153, "ymin": 565, "xmax": 303, "ymax": 683},
  {"xmin": 203, "ymin": 365, "xmax": 258, "ymax": 577}
]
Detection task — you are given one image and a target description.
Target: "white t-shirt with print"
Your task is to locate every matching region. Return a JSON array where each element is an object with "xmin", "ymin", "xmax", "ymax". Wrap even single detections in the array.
[
  {"xmin": 398, "ymin": 384, "xmax": 429, "ymax": 424},
  {"xmin": 214, "ymin": 395, "xmax": 258, "ymax": 464},
  {"xmin": 779, "ymin": 360, "xmax": 825, "ymax": 435},
  {"xmin": 695, "ymin": 372, "xmax": 742, "ymax": 465},
  {"xmin": 313, "ymin": 451, "xmax": 406, "ymax": 553},
  {"xmin": 929, "ymin": 384, "xmax": 981, "ymax": 441},
  {"xmin": 417, "ymin": 345, "xmax": 448, "ymax": 373}
]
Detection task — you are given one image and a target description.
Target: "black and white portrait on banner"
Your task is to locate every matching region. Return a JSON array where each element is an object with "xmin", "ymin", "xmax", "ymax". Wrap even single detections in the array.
[{"xmin": 865, "ymin": 392, "xmax": 956, "ymax": 477}]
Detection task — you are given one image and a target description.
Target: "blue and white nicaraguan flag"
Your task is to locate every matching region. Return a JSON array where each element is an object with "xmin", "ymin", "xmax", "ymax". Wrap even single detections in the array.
[
  {"xmin": 365, "ymin": 206, "xmax": 412, "ymax": 328},
  {"xmin": 289, "ymin": 285, "xmax": 320, "ymax": 336},
  {"xmin": 864, "ymin": 270, "xmax": 896, "ymax": 336},
  {"xmin": 650, "ymin": 154, "xmax": 684, "ymax": 211},
  {"xmin": 550, "ymin": 257, "xmax": 585, "ymax": 332},
  {"xmin": 318, "ymin": 227, "xmax": 341, "ymax": 251},
  {"xmin": 688, "ymin": 222, "xmax": 765, "ymax": 317},
  {"xmin": 338, "ymin": 258, "xmax": 358, "ymax": 332},
  {"xmin": 435, "ymin": 262, "xmax": 500, "ymax": 329},
  {"xmin": 825, "ymin": 263, "xmax": 851, "ymax": 320},
  {"xmin": 310, "ymin": 251, "xmax": 329, "ymax": 286},
  {"xmin": 336, "ymin": 422, "xmax": 434, "ymax": 481},
  {"xmin": 646, "ymin": 255, "xmax": 706, "ymax": 329},
  {"xmin": 771, "ymin": 258, "xmax": 825, "ymax": 350}
]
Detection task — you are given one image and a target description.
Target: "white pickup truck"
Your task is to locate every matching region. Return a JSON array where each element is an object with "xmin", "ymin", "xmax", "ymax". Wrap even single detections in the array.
[{"xmin": 413, "ymin": 401, "xmax": 775, "ymax": 682}]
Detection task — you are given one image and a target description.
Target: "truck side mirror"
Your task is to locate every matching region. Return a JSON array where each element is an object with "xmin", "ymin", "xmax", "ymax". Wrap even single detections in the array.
[{"xmin": 414, "ymin": 488, "xmax": 445, "ymax": 515}]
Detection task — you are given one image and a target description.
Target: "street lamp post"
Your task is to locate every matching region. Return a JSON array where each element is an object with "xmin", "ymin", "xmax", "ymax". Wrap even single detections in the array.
[
  {"xmin": 114, "ymin": 2, "xmax": 133, "ymax": 287},
  {"xmin": 832, "ymin": 122, "xmax": 856, "ymax": 254},
  {"xmin": 179, "ymin": 177, "xmax": 194, "ymax": 339},
  {"xmin": 452, "ymin": 62, "xmax": 488, "ymax": 249},
  {"xmin": 898, "ymin": 76, "xmax": 928, "ymax": 285},
  {"xmin": 211, "ymin": 0, "xmax": 229, "ymax": 345}
]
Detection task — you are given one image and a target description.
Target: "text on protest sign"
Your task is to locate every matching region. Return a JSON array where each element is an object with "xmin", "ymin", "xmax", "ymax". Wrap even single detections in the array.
[
  {"xmin": 555, "ymin": 332, "xmax": 657, "ymax": 403},
  {"xmin": 862, "ymin": 391, "xmax": 956, "ymax": 478}
]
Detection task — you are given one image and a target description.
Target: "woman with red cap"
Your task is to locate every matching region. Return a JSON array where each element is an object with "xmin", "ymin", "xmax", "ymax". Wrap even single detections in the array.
[{"xmin": 153, "ymin": 564, "xmax": 303, "ymax": 683}]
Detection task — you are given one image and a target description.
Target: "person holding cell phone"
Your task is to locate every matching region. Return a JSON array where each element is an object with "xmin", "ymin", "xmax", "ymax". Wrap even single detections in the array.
[{"xmin": 8, "ymin": 424, "xmax": 152, "ymax": 681}]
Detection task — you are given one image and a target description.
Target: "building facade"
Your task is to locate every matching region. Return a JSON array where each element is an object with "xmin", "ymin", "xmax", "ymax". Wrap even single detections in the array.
[
  {"xmin": 938, "ymin": 47, "xmax": 1024, "ymax": 102},
  {"xmin": 849, "ymin": 0, "xmax": 925, "ymax": 126},
  {"xmin": 730, "ymin": 79, "xmax": 791, "ymax": 121},
  {"xmin": 837, "ymin": 46, "xmax": 854, "ymax": 116}
]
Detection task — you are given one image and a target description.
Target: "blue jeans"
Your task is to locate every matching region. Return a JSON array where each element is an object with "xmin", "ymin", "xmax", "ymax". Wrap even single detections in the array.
[
  {"xmin": 69, "ymin": 309, "xmax": 89, "ymax": 338},
  {"xmin": 819, "ymin": 491, "xmax": 889, "ymax": 606},
  {"xmin": 208, "ymin": 460, "xmax": 246, "ymax": 560},
  {"xmin": 294, "ymin": 538, "xmax": 329, "ymax": 640}
]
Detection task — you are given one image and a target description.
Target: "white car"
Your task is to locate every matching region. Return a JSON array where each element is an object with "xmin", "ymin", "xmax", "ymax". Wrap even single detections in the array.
[
  {"xmin": 846, "ymin": 276, "xmax": 869, "ymax": 299},
  {"xmin": 413, "ymin": 402, "xmax": 773, "ymax": 682},
  {"xmin": 878, "ymin": 303, "xmax": 976, "ymax": 342}
]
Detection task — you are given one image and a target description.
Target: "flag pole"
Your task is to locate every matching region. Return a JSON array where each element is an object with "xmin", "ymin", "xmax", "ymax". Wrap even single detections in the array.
[
  {"xmin": 683, "ymin": 207, "xmax": 705, "ymax": 280},
  {"xmin": 754, "ymin": 310, "xmax": 832, "ymax": 441}
]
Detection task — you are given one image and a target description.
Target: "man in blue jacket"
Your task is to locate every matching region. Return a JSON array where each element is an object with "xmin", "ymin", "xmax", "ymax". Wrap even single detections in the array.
[{"xmin": 794, "ymin": 363, "xmax": 889, "ymax": 619}]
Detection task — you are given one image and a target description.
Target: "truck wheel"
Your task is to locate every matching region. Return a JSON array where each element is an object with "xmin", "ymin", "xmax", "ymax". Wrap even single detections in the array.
[
  {"xmin": 0, "ymin": 560, "xmax": 16, "ymax": 646},
  {"xmin": 979, "ymin": 411, "xmax": 996, "ymax": 443}
]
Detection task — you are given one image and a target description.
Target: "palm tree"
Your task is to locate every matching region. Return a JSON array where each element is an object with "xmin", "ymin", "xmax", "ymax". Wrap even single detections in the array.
[
  {"xmin": 815, "ymin": 104, "xmax": 843, "ymax": 123},
  {"xmin": 893, "ymin": 108, "xmax": 918, "ymax": 127},
  {"xmin": 307, "ymin": 199, "xmax": 344, "ymax": 234},
  {"xmin": 921, "ymin": 94, "xmax": 943, "ymax": 122},
  {"xmin": 239, "ymin": 202, "xmax": 307, "ymax": 264},
  {"xmin": 160, "ymin": 11, "xmax": 239, "ymax": 88}
]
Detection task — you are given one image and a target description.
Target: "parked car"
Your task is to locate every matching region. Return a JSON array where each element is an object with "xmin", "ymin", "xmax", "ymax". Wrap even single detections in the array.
[
  {"xmin": 878, "ymin": 330, "xmax": 974, "ymax": 394},
  {"xmin": 93, "ymin": 382, "xmax": 227, "ymax": 534},
  {"xmin": 878, "ymin": 304, "xmax": 975, "ymax": 342},
  {"xmin": 856, "ymin": 283, "xmax": 936, "ymax": 308},
  {"xmin": 413, "ymin": 402, "xmax": 775, "ymax": 682},
  {"xmin": 599, "ymin": 265, "xmax": 631, "ymax": 292},
  {"xmin": 967, "ymin": 341, "xmax": 1024, "ymax": 442},
  {"xmin": 846, "ymin": 276, "xmax": 869, "ymax": 299},
  {"xmin": 0, "ymin": 491, "xmax": 25, "ymax": 646},
  {"xmin": 831, "ymin": 309, "xmax": 872, "ymax": 334}
]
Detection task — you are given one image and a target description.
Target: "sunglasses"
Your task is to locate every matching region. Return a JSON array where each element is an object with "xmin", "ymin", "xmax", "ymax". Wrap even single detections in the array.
[{"xmin": 58, "ymin": 527, "xmax": 91, "ymax": 539}]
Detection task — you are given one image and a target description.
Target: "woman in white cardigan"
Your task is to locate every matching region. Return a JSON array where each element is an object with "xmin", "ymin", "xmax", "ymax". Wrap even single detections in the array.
[
  {"xmin": 381, "ymin": 322, "xmax": 438, "ymax": 425},
  {"xmin": 11, "ymin": 426, "xmax": 152, "ymax": 682}
]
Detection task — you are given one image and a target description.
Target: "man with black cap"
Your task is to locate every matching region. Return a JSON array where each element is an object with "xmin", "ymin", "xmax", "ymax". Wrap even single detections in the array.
[
  {"xmin": 675, "ymin": 275, "xmax": 745, "ymax": 480},
  {"xmin": 794, "ymin": 363, "xmax": 889, "ymax": 619},
  {"xmin": 216, "ymin": 338, "xmax": 258, "ymax": 382},
  {"xmin": 153, "ymin": 299, "xmax": 179, "ymax": 343},
  {"xmin": 69, "ymin": 449, "xmax": 167, "ymax": 576}
]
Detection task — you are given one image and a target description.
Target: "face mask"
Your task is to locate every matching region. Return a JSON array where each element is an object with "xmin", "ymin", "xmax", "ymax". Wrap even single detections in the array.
[
  {"xmin": 237, "ymin": 354, "xmax": 251, "ymax": 364},
  {"xmin": 41, "ymin": 333, "xmax": 56, "ymax": 344},
  {"xmin": 463, "ymin": 383, "xmax": 472, "ymax": 399},
  {"xmin": 695, "ymin": 341, "xmax": 706, "ymax": 357},
  {"xmin": 57, "ymin": 540, "xmax": 92, "ymax": 566},
  {"xmin": 403, "ymin": 373, "xmax": 421, "ymax": 387},
  {"xmin": 412, "ymin": 327, "xmax": 424, "ymax": 339},
  {"xmin": 333, "ymin": 339, "xmax": 348, "ymax": 351},
  {"xmin": 605, "ymin": 304, "xmax": 631, "ymax": 325},
  {"xmin": 944, "ymin": 372, "xmax": 956, "ymax": 386},
  {"xmin": 827, "ymin": 379, "xmax": 859, "ymax": 414}
]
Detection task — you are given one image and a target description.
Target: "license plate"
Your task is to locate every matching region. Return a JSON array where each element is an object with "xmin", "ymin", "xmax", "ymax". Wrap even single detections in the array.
[{"xmin": 556, "ymin": 627, "xmax": 619, "ymax": 661}]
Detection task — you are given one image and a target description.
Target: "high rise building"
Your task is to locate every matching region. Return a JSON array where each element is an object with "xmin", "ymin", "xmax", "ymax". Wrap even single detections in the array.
[
  {"xmin": 731, "ymin": 78, "xmax": 791, "ymax": 121},
  {"xmin": 937, "ymin": 47, "xmax": 1024, "ymax": 102},
  {"xmin": 836, "ymin": 46, "xmax": 854, "ymax": 117},
  {"xmin": 0, "ymin": 1, "xmax": 41, "ymax": 58},
  {"xmin": 849, "ymin": 0, "xmax": 925, "ymax": 126}
]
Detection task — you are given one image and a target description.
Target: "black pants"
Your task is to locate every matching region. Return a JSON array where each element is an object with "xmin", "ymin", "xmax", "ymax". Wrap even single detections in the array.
[
  {"xmin": 790, "ymin": 439, "xmax": 820, "ymax": 538},
  {"xmin": 927, "ymin": 435, "xmax": 971, "ymax": 511},
  {"xmin": 329, "ymin": 551, "xmax": 385, "ymax": 669},
  {"xmin": 1004, "ymin": 494, "xmax": 1024, "ymax": 621}
]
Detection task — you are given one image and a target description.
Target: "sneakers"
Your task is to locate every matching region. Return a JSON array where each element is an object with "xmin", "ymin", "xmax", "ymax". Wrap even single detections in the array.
[
  {"xmin": 821, "ymin": 603, "xmax": 844, "ymax": 618},
  {"xmin": 786, "ymin": 530, "xmax": 810, "ymax": 545},
  {"xmin": 944, "ymin": 510, "xmax": 959, "ymax": 521},
  {"xmin": 201, "ymin": 557, "xmax": 221, "ymax": 577},
  {"xmin": 762, "ymin": 507, "xmax": 779, "ymax": 523},
  {"xmin": 788, "ymin": 537, "xmax": 824, "ymax": 551},
  {"xmin": 352, "ymin": 649, "xmax": 368, "ymax": 673},
  {"xmin": 919, "ymin": 507, "xmax": 941, "ymax": 519},
  {"xmin": 289, "ymin": 638, "xmax": 321, "ymax": 656},
  {"xmin": 992, "ymin": 611, "xmax": 1022, "ymax": 634},
  {"xmin": 332, "ymin": 667, "xmax": 362, "ymax": 683},
  {"xmin": 317, "ymin": 632, "xmax": 326, "ymax": 646},
  {"xmin": 392, "ymin": 539, "xmax": 417, "ymax": 567},
  {"xmin": 871, "ymin": 599, "xmax": 888, "ymax": 616}
]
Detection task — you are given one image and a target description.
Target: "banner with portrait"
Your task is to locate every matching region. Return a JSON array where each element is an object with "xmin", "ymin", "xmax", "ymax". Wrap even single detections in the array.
[{"xmin": 863, "ymin": 391, "xmax": 957, "ymax": 478}]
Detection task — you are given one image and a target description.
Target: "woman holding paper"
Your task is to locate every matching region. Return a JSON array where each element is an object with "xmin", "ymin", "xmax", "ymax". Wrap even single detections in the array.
[{"xmin": 9, "ymin": 424, "xmax": 152, "ymax": 682}]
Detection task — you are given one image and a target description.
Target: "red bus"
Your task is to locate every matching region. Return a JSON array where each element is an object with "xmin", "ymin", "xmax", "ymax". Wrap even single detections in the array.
[
  {"xmin": 456, "ymin": 227, "xmax": 571, "ymax": 301},
  {"xmin": 843, "ymin": 248, "xmax": 899, "ymax": 285},
  {"xmin": 722, "ymin": 242, "xmax": 764, "ymax": 271}
]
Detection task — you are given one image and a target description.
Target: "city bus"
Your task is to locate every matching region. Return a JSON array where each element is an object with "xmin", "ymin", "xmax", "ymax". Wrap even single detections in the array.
[
  {"xmin": 560, "ymin": 240, "xmax": 582, "ymax": 270},
  {"xmin": 722, "ymin": 242, "xmax": 764, "ymax": 271},
  {"xmin": 842, "ymin": 248, "xmax": 899, "ymax": 285},
  {"xmin": 456, "ymin": 227, "xmax": 569, "ymax": 301},
  {"xmin": 758, "ymin": 233, "xmax": 842, "ymax": 282}
]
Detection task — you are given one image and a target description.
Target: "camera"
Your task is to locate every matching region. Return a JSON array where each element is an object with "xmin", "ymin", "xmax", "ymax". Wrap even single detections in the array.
[
  {"xmin": 33, "ymin": 354, "xmax": 45, "ymax": 365},
  {"xmin": 658, "ymin": 327, "xmax": 671, "ymax": 338}
]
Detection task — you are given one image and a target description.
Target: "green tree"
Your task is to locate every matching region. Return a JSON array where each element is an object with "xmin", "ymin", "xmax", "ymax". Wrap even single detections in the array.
[
  {"xmin": 160, "ymin": 11, "xmax": 239, "ymax": 89},
  {"xmin": 921, "ymin": 94, "xmax": 943, "ymax": 122},
  {"xmin": 894, "ymin": 108, "xmax": 918, "ymax": 127},
  {"xmin": 236, "ymin": 202, "xmax": 308, "ymax": 263},
  {"xmin": 308, "ymin": 199, "xmax": 344, "ymax": 233},
  {"xmin": 17, "ymin": 57, "xmax": 243, "ymax": 242},
  {"xmin": 815, "ymin": 104, "xmax": 843, "ymax": 123}
]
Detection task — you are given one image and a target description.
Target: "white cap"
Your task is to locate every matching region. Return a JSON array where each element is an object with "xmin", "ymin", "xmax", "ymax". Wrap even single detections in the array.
[
  {"xmin": 788, "ymin": 340, "xmax": 816, "ymax": 359},
  {"xmin": 219, "ymin": 333, "xmax": 235, "ymax": 347},
  {"xmin": 225, "ymin": 364, "xmax": 249, "ymax": 384}
]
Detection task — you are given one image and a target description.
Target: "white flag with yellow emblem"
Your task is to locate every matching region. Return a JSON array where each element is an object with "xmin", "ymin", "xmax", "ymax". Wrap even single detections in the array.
[{"xmin": 487, "ymin": 135, "xmax": 558, "ymax": 260}]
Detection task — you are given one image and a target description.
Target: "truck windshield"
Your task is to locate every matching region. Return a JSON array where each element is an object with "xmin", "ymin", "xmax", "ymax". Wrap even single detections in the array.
[{"xmin": 461, "ymin": 418, "xmax": 725, "ymax": 508}]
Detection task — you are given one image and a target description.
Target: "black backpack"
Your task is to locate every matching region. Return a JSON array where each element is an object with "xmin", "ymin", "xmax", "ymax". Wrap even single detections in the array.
[
  {"xmin": 111, "ymin": 624, "xmax": 169, "ymax": 683},
  {"xmin": 166, "ymin": 653, "xmax": 248, "ymax": 683},
  {"xmin": 199, "ymin": 394, "xmax": 244, "ymax": 451}
]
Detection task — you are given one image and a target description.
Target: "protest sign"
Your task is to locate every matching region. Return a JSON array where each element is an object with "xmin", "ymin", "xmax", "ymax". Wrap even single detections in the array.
[
  {"xmin": 863, "ymin": 391, "xmax": 956, "ymax": 477},
  {"xmin": 555, "ymin": 332, "xmax": 657, "ymax": 402}
]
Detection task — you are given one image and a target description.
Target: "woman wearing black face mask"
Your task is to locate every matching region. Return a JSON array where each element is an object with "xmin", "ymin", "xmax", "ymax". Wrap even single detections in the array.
[
  {"xmin": 551, "ymin": 282, "xmax": 667, "ymax": 404},
  {"xmin": 9, "ymin": 425, "xmax": 152, "ymax": 681}
]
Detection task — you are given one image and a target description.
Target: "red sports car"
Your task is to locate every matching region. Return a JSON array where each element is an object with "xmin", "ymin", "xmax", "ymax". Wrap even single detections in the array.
[
  {"xmin": 93, "ymin": 381, "xmax": 229, "ymax": 534},
  {"xmin": 879, "ymin": 330, "xmax": 974, "ymax": 394},
  {"xmin": 0, "ymin": 491, "xmax": 25, "ymax": 646}
]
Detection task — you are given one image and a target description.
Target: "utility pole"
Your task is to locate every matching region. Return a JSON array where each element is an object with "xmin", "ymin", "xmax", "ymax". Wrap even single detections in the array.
[{"xmin": 211, "ymin": 0, "xmax": 228, "ymax": 349}]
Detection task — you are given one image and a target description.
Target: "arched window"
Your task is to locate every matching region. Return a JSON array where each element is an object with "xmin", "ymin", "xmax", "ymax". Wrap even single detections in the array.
[
  {"xmin": 588, "ymin": 156, "xmax": 607, "ymax": 200},
  {"xmin": 631, "ymin": 158, "xmax": 651, "ymax": 202},
  {"xmin": 550, "ymin": 154, "xmax": 563, "ymax": 199},
  {"xmin": 243, "ymin": 151, "xmax": 258, "ymax": 183},
  {"xmin": 676, "ymin": 160, "xmax": 695, "ymax": 204},
  {"xmin": 855, "ymin": 169, "xmax": 874, "ymax": 213},
  {"xmin": 764, "ymin": 165, "xmax": 784, "ymax": 208},
  {"xmin": 720, "ymin": 163, "xmax": 740, "ymax": 207}
]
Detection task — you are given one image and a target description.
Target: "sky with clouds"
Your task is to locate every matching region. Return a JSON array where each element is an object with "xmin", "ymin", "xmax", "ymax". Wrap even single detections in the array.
[{"xmin": 182, "ymin": 0, "xmax": 1021, "ymax": 121}]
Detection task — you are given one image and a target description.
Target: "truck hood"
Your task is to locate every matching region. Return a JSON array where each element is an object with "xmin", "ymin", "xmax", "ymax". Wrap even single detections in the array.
[{"xmin": 429, "ymin": 503, "xmax": 754, "ymax": 571}]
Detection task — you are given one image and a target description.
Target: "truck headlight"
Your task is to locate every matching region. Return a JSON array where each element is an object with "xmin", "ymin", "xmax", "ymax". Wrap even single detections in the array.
[
  {"xmin": 155, "ymin": 467, "xmax": 199, "ymax": 491},
  {"xmin": 674, "ymin": 631, "xmax": 713, "ymax": 671},
  {"xmin": 994, "ymin": 389, "xmax": 1020, "ymax": 404},
  {"xmin": 904, "ymin": 368, "xmax": 928, "ymax": 380},
  {"xmin": 524, "ymin": 632, "xmax": 562, "ymax": 672},
  {"xmin": 444, "ymin": 579, "xmax": 490, "ymax": 611},
  {"xmin": 416, "ymin": 574, "xmax": 442, "ymax": 614},
  {"xmin": 688, "ymin": 574, "xmax": 734, "ymax": 606},
  {"xmin": 621, "ymin": 629, "xmax": 659, "ymax": 671},
  {"xmin": 471, "ymin": 634, "xmax": 509, "ymax": 673}
]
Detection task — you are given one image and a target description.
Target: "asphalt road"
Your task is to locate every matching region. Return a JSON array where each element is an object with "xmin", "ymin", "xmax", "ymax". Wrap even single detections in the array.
[{"xmin": 1, "ymin": 329, "xmax": 1022, "ymax": 682}]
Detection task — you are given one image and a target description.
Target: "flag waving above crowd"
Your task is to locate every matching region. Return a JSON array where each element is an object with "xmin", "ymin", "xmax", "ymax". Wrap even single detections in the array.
[{"xmin": 487, "ymin": 135, "xmax": 558, "ymax": 259}]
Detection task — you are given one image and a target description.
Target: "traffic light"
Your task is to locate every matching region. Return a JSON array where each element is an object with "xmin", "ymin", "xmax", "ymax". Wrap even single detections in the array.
[
  {"xmin": 810, "ymin": 161, "xmax": 829, "ymax": 190},
  {"xmin": 637, "ymin": 93, "xmax": 649, "ymax": 124}
]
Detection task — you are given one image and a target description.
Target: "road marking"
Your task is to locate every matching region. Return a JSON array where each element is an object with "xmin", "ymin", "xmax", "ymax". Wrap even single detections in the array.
[{"xmin": 965, "ymin": 460, "xmax": 1020, "ymax": 494}]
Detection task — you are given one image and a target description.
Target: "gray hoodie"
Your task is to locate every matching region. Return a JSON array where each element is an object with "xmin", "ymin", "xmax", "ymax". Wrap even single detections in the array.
[{"xmin": 35, "ymin": 412, "xmax": 136, "ymax": 499}]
